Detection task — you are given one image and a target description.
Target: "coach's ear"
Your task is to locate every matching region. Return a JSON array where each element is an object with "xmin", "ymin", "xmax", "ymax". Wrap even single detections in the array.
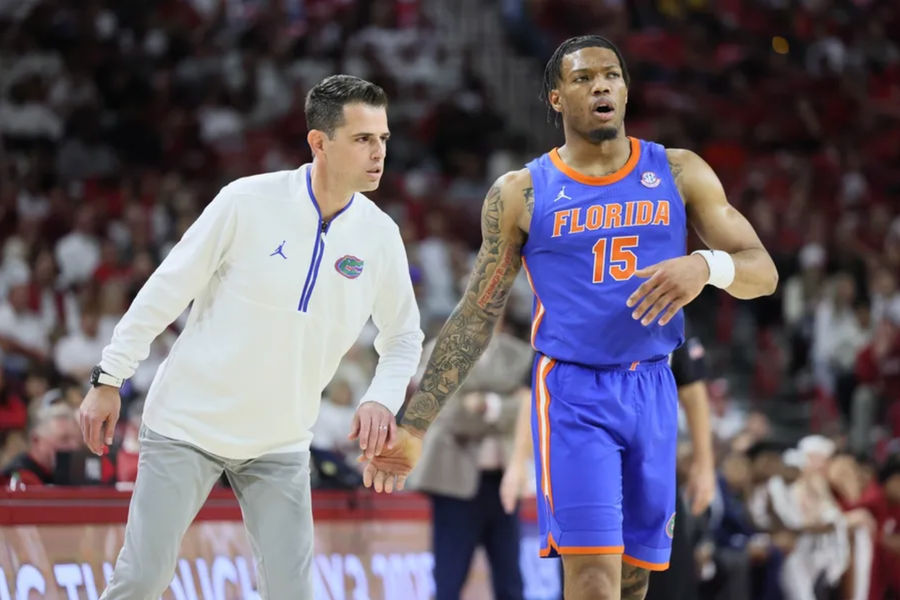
[{"xmin": 307, "ymin": 129, "xmax": 327, "ymax": 158}]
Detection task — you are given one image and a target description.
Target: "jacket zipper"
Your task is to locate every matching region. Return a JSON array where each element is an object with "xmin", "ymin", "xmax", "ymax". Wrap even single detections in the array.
[
  {"xmin": 297, "ymin": 167, "xmax": 353, "ymax": 312},
  {"xmin": 298, "ymin": 220, "xmax": 328, "ymax": 312}
]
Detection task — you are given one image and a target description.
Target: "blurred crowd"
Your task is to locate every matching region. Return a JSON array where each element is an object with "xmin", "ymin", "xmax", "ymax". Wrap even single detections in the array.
[
  {"xmin": 665, "ymin": 422, "xmax": 900, "ymax": 600},
  {"xmin": 0, "ymin": 0, "xmax": 899, "ymax": 597}
]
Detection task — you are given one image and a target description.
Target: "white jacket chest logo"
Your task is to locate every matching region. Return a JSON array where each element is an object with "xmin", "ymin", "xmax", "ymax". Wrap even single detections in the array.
[{"xmin": 269, "ymin": 240, "xmax": 288, "ymax": 259}]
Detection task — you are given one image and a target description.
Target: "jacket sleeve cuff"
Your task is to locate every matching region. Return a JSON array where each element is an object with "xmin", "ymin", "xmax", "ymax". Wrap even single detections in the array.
[{"xmin": 359, "ymin": 380, "xmax": 409, "ymax": 415}]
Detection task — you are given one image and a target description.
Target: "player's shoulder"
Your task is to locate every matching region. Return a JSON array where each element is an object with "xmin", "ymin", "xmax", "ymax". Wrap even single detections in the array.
[
  {"xmin": 493, "ymin": 168, "xmax": 533, "ymax": 206},
  {"xmin": 221, "ymin": 169, "xmax": 297, "ymax": 200},
  {"xmin": 662, "ymin": 148, "xmax": 721, "ymax": 193},
  {"xmin": 663, "ymin": 147, "xmax": 708, "ymax": 170},
  {"xmin": 496, "ymin": 167, "xmax": 533, "ymax": 191},
  {"xmin": 489, "ymin": 169, "xmax": 534, "ymax": 224}
]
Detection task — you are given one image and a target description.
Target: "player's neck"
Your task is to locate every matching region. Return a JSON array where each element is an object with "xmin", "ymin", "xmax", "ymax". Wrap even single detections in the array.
[
  {"xmin": 557, "ymin": 132, "xmax": 631, "ymax": 177},
  {"xmin": 309, "ymin": 162, "xmax": 354, "ymax": 221}
]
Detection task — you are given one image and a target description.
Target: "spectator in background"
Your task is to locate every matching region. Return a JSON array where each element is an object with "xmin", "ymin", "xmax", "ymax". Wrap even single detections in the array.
[
  {"xmin": 706, "ymin": 449, "xmax": 785, "ymax": 600},
  {"xmin": 745, "ymin": 442, "xmax": 798, "ymax": 599},
  {"xmin": 781, "ymin": 435, "xmax": 849, "ymax": 600},
  {"xmin": 0, "ymin": 280, "xmax": 52, "ymax": 370},
  {"xmin": 311, "ymin": 364, "xmax": 367, "ymax": 460},
  {"xmin": 865, "ymin": 460, "xmax": 900, "ymax": 600},
  {"xmin": 0, "ymin": 402, "xmax": 81, "ymax": 486},
  {"xmin": 415, "ymin": 213, "xmax": 459, "ymax": 325},
  {"xmin": 856, "ymin": 314, "xmax": 900, "ymax": 445},
  {"xmin": 782, "ymin": 243, "xmax": 826, "ymax": 378},
  {"xmin": 26, "ymin": 247, "xmax": 67, "ymax": 335},
  {"xmin": 407, "ymin": 319, "xmax": 533, "ymax": 600},
  {"xmin": 20, "ymin": 365, "xmax": 50, "ymax": 408},
  {"xmin": 53, "ymin": 206, "xmax": 100, "ymax": 289},
  {"xmin": 308, "ymin": 369, "xmax": 366, "ymax": 490},
  {"xmin": 54, "ymin": 307, "xmax": 106, "ymax": 381},
  {"xmin": 0, "ymin": 368, "xmax": 28, "ymax": 436},
  {"xmin": 0, "ymin": 238, "xmax": 30, "ymax": 300},
  {"xmin": 812, "ymin": 273, "xmax": 872, "ymax": 417},
  {"xmin": 38, "ymin": 379, "xmax": 87, "ymax": 414},
  {"xmin": 870, "ymin": 267, "xmax": 900, "ymax": 326},
  {"xmin": 827, "ymin": 452, "xmax": 875, "ymax": 600}
]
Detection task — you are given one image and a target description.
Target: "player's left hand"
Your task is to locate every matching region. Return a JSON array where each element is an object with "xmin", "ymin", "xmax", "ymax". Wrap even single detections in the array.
[
  {"xmin": 348, "ymin": 401, "xmax": 396, "ymax": 460},
  {"xmin": 685, "ymin": 456, "xmax": 716, "ymax": 515},
  {"xmin": 627, "ymin": 254, "xmax": 709, "ymax": 326},
  {"xmin": 359, "ymin": 425, "xmax": 424, "ymax": 493}
]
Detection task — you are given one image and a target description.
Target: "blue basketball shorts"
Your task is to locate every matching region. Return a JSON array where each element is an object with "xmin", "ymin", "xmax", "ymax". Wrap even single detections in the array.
[{"xmin": 530, "ymin": 353, "xmax": 678, "ymax": 571}]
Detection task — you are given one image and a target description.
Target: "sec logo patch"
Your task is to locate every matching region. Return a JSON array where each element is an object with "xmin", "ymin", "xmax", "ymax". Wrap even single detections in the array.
[{"xmin": 641, "ymin": 171, "xmax": 661, "ymax": 188}]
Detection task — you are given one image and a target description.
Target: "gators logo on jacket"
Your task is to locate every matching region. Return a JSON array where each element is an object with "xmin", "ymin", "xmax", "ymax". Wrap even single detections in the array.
[{"xmin": 335, "ymin": 255, "xmax": 364, "ymax": 279}]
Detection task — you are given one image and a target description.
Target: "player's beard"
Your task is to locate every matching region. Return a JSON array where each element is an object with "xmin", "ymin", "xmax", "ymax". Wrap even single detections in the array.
[{"xmin": 587, "ymin": 126, "xmax": 618, "ymax": 143}]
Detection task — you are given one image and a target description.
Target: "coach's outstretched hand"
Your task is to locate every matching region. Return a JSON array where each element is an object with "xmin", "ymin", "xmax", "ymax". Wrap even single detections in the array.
[
  {"xmin": 348, "ymin": 401, "xmax": 397, "ymax": 460},
  {"xmin": 627, "ymin": 254, "xmax": 709, "ymax": 327},
  {"xmin": 359, "ymin": 425, "xmax": 423, "ymax": 494}
]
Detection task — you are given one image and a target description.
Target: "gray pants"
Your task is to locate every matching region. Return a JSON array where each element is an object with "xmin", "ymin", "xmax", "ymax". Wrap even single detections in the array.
[{"xmin": 101, "ymin": 426, "xmax": 314, "ymax": 599}]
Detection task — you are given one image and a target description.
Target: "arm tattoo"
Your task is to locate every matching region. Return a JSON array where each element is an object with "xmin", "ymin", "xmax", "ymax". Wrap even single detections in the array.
[
  {"xmin": 523, "ymin": 186, "xmax": 534, "ymax": 218},
  {"xmin": 400, "ymin": 180, "xmax": 524, "ymax": 433},
  {"xmin": 475, "ymin": 183, "xmax": 513, "ymax": 311},
  {"xmin": 668, "ymin": 156, "xmax": 684, "ymax": 186},
  {"xmin": 621, "ymin": 564, "xmax": 650, "ymax": 600}
]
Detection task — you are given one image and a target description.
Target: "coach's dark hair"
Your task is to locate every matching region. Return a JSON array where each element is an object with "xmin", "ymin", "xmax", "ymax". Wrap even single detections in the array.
[
  {"xmin": 541, "ymin": 35, "xmax": 631, "ymax": 109},
  {"xmin": 305, "ymin": 75, "xmax": 387, "ymax": 137}
]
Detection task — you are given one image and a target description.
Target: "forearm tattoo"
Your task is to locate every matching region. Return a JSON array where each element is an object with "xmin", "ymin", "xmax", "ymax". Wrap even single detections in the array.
[{"xmin": 400, "ymin": 181, "xmax": 524, "ymax": 433}]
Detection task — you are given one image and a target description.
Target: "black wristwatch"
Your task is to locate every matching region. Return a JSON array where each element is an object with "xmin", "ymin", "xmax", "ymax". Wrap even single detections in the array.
[{"xmin": 90, "ymin": 365, "xmax": 124, "ymax": 389}]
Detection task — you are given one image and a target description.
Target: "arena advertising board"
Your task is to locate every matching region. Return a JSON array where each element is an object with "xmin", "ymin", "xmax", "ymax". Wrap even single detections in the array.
[{"xmin": 0, "ymin": 520, "xmax": 561, "ymax": 599}]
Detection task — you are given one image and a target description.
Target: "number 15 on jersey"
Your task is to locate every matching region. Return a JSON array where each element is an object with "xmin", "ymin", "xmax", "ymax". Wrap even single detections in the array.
[{"xmin": 592, "ymin": 236, "xmax": 639, "ymax": 283}]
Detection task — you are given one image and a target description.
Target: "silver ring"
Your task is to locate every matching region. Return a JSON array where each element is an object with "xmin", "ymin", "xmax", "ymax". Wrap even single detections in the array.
[{"xmin": 380, "ymin": 425, "xmax": 388, "ymax": 430}]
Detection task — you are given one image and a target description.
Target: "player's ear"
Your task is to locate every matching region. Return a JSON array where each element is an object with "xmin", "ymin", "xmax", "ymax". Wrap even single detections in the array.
[{"xmin": 548, "ymin": 89, "xmax": 563, "ymax": 113}]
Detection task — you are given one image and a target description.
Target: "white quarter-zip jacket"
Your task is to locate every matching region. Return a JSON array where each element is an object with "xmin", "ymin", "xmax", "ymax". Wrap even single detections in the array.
[{"xmin": 100, "ymin": 164, "xmax": 423, "ymax": 459}]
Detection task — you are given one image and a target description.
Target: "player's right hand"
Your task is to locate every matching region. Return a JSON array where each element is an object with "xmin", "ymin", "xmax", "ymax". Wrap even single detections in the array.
[
  {"xmin": 359, "ymin": 425, "xmax": 423, "ymax": 494},
  {"xmin": 79, "ymin": 385, "xmax": 121, "ymax": 455}
]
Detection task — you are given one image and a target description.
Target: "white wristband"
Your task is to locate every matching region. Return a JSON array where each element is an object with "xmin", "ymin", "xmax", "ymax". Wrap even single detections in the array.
[{"xmin": 692, "ymin": 249, "xmax": 735, "ymax": 289}]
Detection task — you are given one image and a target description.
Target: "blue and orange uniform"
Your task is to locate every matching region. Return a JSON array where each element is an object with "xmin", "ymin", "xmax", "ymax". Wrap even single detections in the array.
[{"xmin": 521, "ymin": 137, "xmax": 686, "ymax": 570}]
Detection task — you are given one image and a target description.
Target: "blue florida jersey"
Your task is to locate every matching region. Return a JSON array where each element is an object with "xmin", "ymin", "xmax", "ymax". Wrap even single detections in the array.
[{"xmin": 521, "ymin": 137, "xmax": 686, "ymax": 367}]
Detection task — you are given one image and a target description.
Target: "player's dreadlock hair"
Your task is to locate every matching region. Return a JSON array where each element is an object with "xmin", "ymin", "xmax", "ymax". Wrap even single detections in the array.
[
  {"xmin": 305, "ymin": 74, "xmax": 387, "ymax": 138},
  {"xmin": 541, "ymin": 35, "xmax": 631, "ymax": 116}
]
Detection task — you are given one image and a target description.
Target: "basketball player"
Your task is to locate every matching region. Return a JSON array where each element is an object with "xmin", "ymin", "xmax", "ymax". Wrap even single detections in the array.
[
  {"xmin": 78, "ymin": 75, "xmax": 423, "ymax": 598},
  {"xmin": 364, "ymin": 36, "xmax": 778, "ymax": 600}
]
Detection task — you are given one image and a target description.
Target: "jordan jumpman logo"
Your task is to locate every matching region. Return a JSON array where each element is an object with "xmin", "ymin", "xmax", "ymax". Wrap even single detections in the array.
[
  {"xmin": 270, "ymin": 240, "xmax": 287, "ymax": 259},
  {"xmin": 554, "ymin": 186, "xmax": 572, "ymax": 202}
]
